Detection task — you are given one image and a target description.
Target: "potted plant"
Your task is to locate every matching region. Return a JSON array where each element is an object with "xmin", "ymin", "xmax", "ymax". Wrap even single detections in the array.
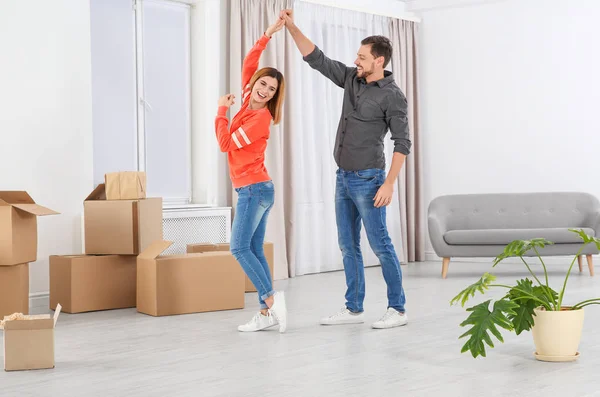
[{"xmin": 450, "ymin": 228, "xmax": 600, "ymax": 361}]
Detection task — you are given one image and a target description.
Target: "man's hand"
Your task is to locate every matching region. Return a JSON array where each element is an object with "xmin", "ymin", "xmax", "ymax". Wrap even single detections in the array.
[
  {"xmin": 280, "ymin": 9, "xmax": 294, "ymax": 26},
  {"xmin": 218, "ymin": 94, "xmax": 235, "ymax": 108},
  {"xmin": 265, "ymin": 18, "xmax": 285, "ymax": 37},
  {"xmin": 279, "ymin": 8, "xmax": 314, "ymax": 56},
  {"xmin": 374, "ymin": 182, "xmax": 394, "ymax": 208}
]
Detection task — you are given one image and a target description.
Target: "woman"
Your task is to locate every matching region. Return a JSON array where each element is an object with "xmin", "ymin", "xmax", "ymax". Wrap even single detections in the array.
[{"xmin": 215, "ymin": 19, "xmax": 287, "ymax": 333}]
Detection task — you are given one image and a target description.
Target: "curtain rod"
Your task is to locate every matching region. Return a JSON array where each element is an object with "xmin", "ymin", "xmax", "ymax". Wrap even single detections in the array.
[{"xmin": 299, "ymin": 0, "xmax": 421, "ymax": 23}]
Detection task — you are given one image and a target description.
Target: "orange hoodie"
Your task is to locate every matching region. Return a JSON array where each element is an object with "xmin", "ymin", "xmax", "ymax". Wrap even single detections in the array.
[{"xmin": 215, "ymin": 34, "xmax": 273, "ymax": 189}]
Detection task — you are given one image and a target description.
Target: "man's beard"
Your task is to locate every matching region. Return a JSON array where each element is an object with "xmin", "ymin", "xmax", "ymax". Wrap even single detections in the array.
[{"xmin": 358, "ymin": 63, "xmax": 374, "ymax": 78}]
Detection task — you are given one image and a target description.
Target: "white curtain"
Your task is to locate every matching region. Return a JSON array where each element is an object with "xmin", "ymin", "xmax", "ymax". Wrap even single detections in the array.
[{"xmin": 289, "ymin": 1, "xmax": 406, "ymax": 276}]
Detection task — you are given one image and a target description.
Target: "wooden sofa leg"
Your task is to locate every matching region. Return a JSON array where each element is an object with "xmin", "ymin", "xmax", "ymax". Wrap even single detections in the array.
[
  {"xmin": 578, "ymin": 255, "xmax": 583, "ymax": 272},
  {"xmin": 587, "ymin": 255, "xmax": 594, "ymax": 277},
  {"xmin": 442, "ymin": 257, "xmax": 450, "ymax": 279}
]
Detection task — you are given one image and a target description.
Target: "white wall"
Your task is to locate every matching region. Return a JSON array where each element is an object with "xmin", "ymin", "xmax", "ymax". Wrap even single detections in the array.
[
  {"xmin": 418, "ymin": 0, "xmax": 600, "ymax": 255},
  {"xmin": 0, "ymin": 1, "xmax": 94, "ymax": 301},
  {"xmin": 301, "ymin": 0, "xmax": 412, "ymax": 19}
]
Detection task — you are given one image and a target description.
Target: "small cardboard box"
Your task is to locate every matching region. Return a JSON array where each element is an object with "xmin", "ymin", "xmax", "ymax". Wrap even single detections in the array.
[
  {"xmin": 0, "ymin": 263, "xmax": 29, "ymax": 319},
  {"xmin": 2, "ymin": 304, "xmax": 62, "ymax": 371},
  {"xmin": 105, "ymin": 171, "xmax": 147, "ymax": 200},
  {"xmin": 137, "ymin": 241, "xmax": 245, "ymax": 316},
  {"xmin": 84, "ymin": 184, "xmax": 163, "ymax": 255},
  {"xmin": 187, "ymin": 242, "xmax": 274, "ymax": 293},
  {"xmin": 0, "ymin": 191, "xmax": 59, "ymax": 266},
  {"xmin": 50, "ymin": 255, "xmax": 137, "ymax": 313}
]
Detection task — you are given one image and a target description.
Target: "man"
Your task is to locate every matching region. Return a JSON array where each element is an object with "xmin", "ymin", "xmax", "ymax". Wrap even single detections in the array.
[{"xmin": 281, "ymin": 10, "xmax": 411, "ymax": 329}]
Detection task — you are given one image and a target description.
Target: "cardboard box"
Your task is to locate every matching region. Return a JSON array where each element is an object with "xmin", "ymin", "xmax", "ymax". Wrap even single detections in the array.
[
  {"xmin": 0, "ymin": 191, "xmax": 59, "ymax": 266},
  {"xmin": 50, "ymin": 255, "xmax": 137, "ymax": 313},
  {"xmin": 84, "ymin": 184, "xmax": 163, "ymax": 255},
  {"xmin": 0, "ymin": 263, "xmax": 29, "ymax": 319},
  {"xmin": 137, "ymin": 241, "xmax": 245, "ymax": 316},
  {"xmin": 187, "ymin": 242, "xmax": 274, "ymax": 293},
  {"xmin": 105, "ymin": 171, "xmax": 147, "ymax": 200},
  {"xmin": 2, "ymin": 304, "xmax": 61, "ymax": 371}
]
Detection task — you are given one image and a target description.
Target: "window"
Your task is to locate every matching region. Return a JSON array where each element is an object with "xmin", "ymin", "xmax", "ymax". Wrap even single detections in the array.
[{"xmin": 90, "ymin": 0, "xmax": 192, "ymax": 206}]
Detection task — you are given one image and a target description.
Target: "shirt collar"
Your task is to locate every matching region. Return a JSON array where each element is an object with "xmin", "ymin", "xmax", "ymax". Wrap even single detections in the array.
[{"xmin": 358, "ymin": 70, "xmax": 395, "ymax": 87}]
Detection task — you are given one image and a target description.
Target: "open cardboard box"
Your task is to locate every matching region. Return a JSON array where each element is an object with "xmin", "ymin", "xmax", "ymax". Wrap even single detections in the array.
[
  {"xmin": 83, "ymin": 184, "xmax": 162, "ymax": 255},
  {"xmin": 2, "ymin": 304, "xmax": 62, "ymax": 371},
  {"xmin": 0, "ymin": 191, "xmax": 59, "ymax": 266},
  {"xmin": 137, "ymin": 241, "xmax": 244, "ymax": 316}
]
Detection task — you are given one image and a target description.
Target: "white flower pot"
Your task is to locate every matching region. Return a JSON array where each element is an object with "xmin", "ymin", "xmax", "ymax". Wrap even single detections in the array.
[{"xmin": 531, "ymin": 306, "xmax": 584, "ymax": 362}]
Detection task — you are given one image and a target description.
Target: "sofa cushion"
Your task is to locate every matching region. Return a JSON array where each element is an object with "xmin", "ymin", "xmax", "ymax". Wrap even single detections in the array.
[{"xmin": 444, "ymin": 227, "xmax": 596, "ymax": 245}]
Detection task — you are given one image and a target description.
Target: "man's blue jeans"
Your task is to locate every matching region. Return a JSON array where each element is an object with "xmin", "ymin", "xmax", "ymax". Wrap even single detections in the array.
[
  {"xmin": 335, "ymin": 168, "xmax": 406, "ymax": 313},
  {"xmin": 230, "ymin": 181, "xmax": 275, "ymax": 309}
]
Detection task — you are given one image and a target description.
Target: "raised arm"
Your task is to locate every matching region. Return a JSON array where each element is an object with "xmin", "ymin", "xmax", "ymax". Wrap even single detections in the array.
[
  {"xmin": 282, "ymin": 9, "xmax": 352, "ymax": 88},
  {"xmin": 241, "ymin": 19, "xmax": 285, "ymax": 101},
  {"xmin": 280, "ymin": 9, "xmax": 314, "ymax": 56}
]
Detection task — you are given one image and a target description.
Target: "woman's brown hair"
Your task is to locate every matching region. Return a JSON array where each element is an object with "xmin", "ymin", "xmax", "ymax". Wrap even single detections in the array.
[{"xmin": 248, "ymin": 67, "xmax": 285, "ymax": 125}]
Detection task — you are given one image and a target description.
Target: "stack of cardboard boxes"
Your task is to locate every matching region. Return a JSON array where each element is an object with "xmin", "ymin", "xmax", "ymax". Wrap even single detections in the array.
[
  {"xmin": 0, "ymin": 191, "xmax": 59, "ymax": 319},
  {"xmin": 49, "ymin": 172, "xmax": 163, "ymax": 314},
  {"xmin": 47, "ymin": 171, "xmax": 248, "ymax": 317},
  {"xmin": 0, "ymin": 191, "xmax": 60, "ymax": 371}
]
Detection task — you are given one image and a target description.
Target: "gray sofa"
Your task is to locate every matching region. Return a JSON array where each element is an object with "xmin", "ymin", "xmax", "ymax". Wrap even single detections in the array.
[{"xmin": 427, "ymin": 192, "xmax": 600, "ymax": 278}]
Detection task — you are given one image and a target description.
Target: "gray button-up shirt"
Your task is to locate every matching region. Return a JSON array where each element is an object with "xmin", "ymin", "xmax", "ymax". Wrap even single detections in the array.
[{"xmin": 303, "ymin": 46, "xmax": 411, "ymax": 171}]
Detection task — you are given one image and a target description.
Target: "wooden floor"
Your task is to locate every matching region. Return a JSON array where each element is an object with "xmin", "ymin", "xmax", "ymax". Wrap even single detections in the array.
[{"xmin": 2, "ymin": 260, "xmax": 600, "ymax": 397}]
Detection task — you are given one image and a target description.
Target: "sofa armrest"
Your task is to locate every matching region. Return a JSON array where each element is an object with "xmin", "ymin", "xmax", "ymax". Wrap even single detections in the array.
[
  {"xmin": 428, "ymin": 213, "xmax": 450, "ymax": 257},
  {"xmin": 592, "ymin": 211, "xmax": 600, "ymax": 237}
]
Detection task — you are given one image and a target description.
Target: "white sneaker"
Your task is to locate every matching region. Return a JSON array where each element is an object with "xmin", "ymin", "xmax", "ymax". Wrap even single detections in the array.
[
  {"xmin": 372, "ymin": 308, "xmax": 408, "ymax": 329},
  {"xmin": 320, "ymin": 307, "xmax": 365, "ymax": 325},
  {"xmin": 237, "ymin": 312, "xmax": 278, "ymax": 332},
  {"xmin": 269, "ymin": 291, "xmax": 288, "ymax": 333}
]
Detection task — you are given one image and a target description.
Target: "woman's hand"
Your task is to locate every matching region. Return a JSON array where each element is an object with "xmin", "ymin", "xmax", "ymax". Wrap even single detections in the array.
[
  {"xmin": 265, "ymin": 18, "xmax": 285, "ymax": 37},
  {"xmin": 218, "ymin": 94, "xmax": 235, "ymax": 107}
]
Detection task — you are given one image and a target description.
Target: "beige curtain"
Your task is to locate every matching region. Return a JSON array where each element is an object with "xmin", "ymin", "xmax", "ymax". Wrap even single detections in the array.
[
  {"xmin": 389, "ymin": 19, "xmax": 425, "ymax": 262},
  {"xmin": 229, "ymin": 0, "xmax": 294, "ymax": 279}
]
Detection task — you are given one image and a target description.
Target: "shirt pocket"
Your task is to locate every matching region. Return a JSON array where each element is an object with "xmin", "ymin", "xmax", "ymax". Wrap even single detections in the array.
[{"xmin": 358, "ymin": 98, "xmax": 385, "ymax": 121}]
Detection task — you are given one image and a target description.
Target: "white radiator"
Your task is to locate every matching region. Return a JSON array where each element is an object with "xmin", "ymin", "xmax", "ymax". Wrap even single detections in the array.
[{"xmin": 162, "ymin": 206, "xmax": 232, "ymax": 255}]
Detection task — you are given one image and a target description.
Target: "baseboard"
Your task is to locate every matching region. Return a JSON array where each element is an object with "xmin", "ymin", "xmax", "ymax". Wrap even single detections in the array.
[
  {"xmin": 29, "ymin": 292, "xmax": 49, "ymax": 311},
  {"xmin": 425, "ymin": 251, "xmax": 599, "ymax": 265}
]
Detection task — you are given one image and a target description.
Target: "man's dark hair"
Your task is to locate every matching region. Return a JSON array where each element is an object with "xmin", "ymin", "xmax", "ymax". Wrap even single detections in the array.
[{"xmin": 361, "ymin": 36, "xmax": 393, "ymax": 68}]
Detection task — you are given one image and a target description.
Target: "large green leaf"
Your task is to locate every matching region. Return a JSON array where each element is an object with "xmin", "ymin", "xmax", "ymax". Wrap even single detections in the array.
[
  {"xmin": 569, "ymin": 228, "xmax": 600, "ymax": 250},
  {"xmin": 504, "ymin": 279, "xmax": 558, "ymax": 334},
  {"xmin": 493, "ymin": 238, "xmax": 554, "ymax": 267},
  {"xmin": 450, "ymin": 273, "xmax": 496, "ymax": 307},
  {"xmin": 532, "ymin": 285, "xmax": 558, "ymax": 307},
  {"xmin": 505, "ymin": 279, "xmax": 536, "ymax": 335},
  {"xmin": 507, "ymin": 298, "xmax": 536, "ymax": 335},
  {"xmin": 458, "ymin": 299, "xmax": 518, "ymax": 358}
]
